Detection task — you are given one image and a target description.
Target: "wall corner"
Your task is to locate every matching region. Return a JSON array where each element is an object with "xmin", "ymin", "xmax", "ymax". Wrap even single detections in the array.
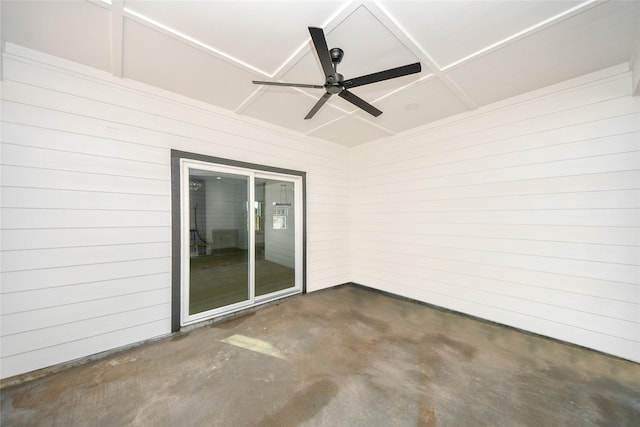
[{"xmin": 632, "ymin": 37, "xmax": 640, "ymax": 96}]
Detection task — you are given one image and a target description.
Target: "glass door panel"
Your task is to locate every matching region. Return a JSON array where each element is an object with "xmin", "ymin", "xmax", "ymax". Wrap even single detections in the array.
[
  {"xmin": 188, "ymin": 168, "xmax": 249, "ymax": 315},
  {"xmin": 255, "ymin": 179, "xmax": 296, "ymax": 297}
]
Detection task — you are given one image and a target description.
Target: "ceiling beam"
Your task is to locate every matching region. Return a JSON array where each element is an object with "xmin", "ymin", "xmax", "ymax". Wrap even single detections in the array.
[{"xmin": 111, "ymin": 0, "xmax": 124, "ymax": 77}]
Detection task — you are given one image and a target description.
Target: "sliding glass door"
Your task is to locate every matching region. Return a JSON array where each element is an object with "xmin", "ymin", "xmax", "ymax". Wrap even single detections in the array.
[
  {"xmin": 255, "ymin": 177, "xmax": 298, "ymax": 297},
  {"xmin": 180, "ymin": 160, "xmax": 302, "ymax": 326}
]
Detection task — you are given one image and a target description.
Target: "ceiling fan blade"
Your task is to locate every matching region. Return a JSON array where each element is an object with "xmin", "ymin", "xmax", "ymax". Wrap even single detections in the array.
[
  {"xmin": 339, "ymin": 90, "xmax": 382, "ymax": 117},
  {"xmin": 304, "ymin": 92, "xmax": 332, "ymax": 120},
  {"xmin": 343, "ymin": 62, "xmax": 422, "ymax": 89},
  {"xmin": 253, "ymin": 81, "xmax": 324, "ymax": 89},
  {"xmin": 308, "ymin": 27, "xmax": 336, "ymax": 81}
]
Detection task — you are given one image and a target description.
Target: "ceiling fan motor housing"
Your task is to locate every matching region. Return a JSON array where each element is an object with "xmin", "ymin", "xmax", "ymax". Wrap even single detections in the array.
[{"xmin": 326, "ymin": 73, "xmax": 344, "ymax": 93}]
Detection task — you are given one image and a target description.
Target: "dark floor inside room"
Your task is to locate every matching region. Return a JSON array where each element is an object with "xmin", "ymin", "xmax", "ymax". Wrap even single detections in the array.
[
  {"xmin": 1, "ymin": 285, "xmax": 639, "ymax": 427},
  {"xmin": 189, "ymin": 248, "xmax": 295, "ymax": 313}
]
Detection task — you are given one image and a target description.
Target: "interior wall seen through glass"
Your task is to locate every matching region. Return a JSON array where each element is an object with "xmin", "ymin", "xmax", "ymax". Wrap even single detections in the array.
[
  {"xmin": 188, "ymin": 170, "xmax": 249, "ymax": 314},
  {"xmin": 255, "ymin": 179, "xmax": 296, "ymax": 296}
]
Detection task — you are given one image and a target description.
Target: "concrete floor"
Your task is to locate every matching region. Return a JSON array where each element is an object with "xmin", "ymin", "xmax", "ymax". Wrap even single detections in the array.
[{"xmin": 2, "ymin": 285, "xmax": 639, "ymax": 426}]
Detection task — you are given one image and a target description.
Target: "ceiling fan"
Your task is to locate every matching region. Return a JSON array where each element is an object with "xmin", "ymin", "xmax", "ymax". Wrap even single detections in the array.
[{"xmin": 252, "ymin": 27, "xmax": 422, "ymax": 119}]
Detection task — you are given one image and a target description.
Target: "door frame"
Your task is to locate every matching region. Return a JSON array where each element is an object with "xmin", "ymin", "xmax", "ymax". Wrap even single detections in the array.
[{"xmin": 171, "ymin": 150, "xmax": 306, "ymax": 332}]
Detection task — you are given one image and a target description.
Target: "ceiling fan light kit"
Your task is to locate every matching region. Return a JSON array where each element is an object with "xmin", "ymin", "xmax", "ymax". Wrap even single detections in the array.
[{"xmin": 253, "ymin": 26, "xmax": 422, "ymax": 119}]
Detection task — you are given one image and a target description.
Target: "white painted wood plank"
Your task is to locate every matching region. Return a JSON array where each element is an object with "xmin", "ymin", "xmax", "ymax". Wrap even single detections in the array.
[
  {"xmin": 2, "ymin": 100, "xmax": 341, "ymax": 176},
  {"xmin": 1, "ymin": 208, "xmax": 169, "ymax": 229},
  {"xmin": 356, "ymin": 95, "xmax": 639, "ymax": 166},
  {"xmin": 357, "ymin": 152, "xmax": 640, "ymax": 193},
  {"xmin": 0, "ymin": 258, "xmax": 170, "ymax": 292},
  {"xmin": 1, "ymin": 243, "xmax": 170, "ymax": 271},
  {"xmin": 351, "ymin": 259, "xmax": 639, "ymax": 321},
  {"xmin": 355, "ymin": 114, "xmax": 640, "ymax": 179},
  {"xmin": 361, "ymin": 208, "xmax": 640, "ymax": 227},
  {"xmin": 1, "ymin": 165, "xmax": 169, "ymax": 195},
  {"xmin": 411, "ymin": 280, "xmax": 637, "ymax": 341},
  {"xmin": 0, "ymin": 227, "xmax": 169, "ymax": 250},
  {"xmin": 1, "ymin": 304, "xmax": 170, "ymax": 357},
  {"xmin": 359, "ymin": 278, "xmax": 638, "ymax": 341},
  {"xmin": 1, "ymin": 187, "xmax": 170, "ymax": 211},
  {"xmin": 2, "ymin": 104, "xmax": 348, "ymax": 179},
  {"xmin": 356, "ymin": 242, "xmax": 639, "ymax": 283},
  {"xmin": 2, "ymin": 81, "xmax": 223, "ymax": 143},
  {"xmin": 360, "ymin": 131, "xmax": 640, "ymax": 184},
  {"xmin": 353, "ymin": 232, "xmax": 639, "ymax": 265},
  {"xmin": 358, "ymin": 190, "xmax": 640, "ymax": 213},
  {"xmin": 2, "ymin": 288, "xmax": 170, "ymax": 335},
  {"xmin": 2, "ymin": 143, "xmax": 168, "ymax": 180},
  {"xmin": 370, "ymin": 280, "xmax": 640, "ymax": 362},
  {"xmin": 1, "ymin": 273, "xmax": 170, "ymax": 314},
  {"xmin": 1, "ymin": 121, "xmax": 169, "ymax": 165},
  {"xmin": 353, "ymin": 255, "xmax": 639, "ymax": 303},
  {"xmin": 0, "ymin": 319, "xmax": 170, "ymax": 379},
  {"xmin": 354, "ymin": 224, "xmax": 640, "ymax": 246},
  {"xmin": 354, "ymin": 170, "xmax": 640, "ymax": 199},
  {"xmin": 2, "ymin": 54, "xmax": 349, "ymax": 163}
]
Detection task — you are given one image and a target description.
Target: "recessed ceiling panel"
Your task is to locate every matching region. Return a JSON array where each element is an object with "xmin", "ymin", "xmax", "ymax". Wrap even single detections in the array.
[
  {"xmin": 124, "ymin": 0, "xmax": 346, "ymax": 75},
  {"xmin": 361, "ymin": 77, "xmax": 469, "ymax": 133},
  {"xmin": 122, "ymin": 18, "xmax": 259, "ymax": 111},
  {"xmin": 242, "ymin": 88, "xmax": 344, "ymax": 133},
  {"xmin": 383, "ymin": 0, "xmax": 583, "ymax": 68},
  {"xmin": 1, "ymin": 0, "xmax": 111, "ymax": 72},
  {"xmin": 447, "ymin": 0, "xmax": 640, "ymax": 107},
  {"xmin": 309, "ymin": 116, "xmax": 392, "ymax": 147}
]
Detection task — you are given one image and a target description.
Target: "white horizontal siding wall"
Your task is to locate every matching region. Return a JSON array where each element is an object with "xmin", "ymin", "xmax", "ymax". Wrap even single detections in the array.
[
  {"xmin": 351, "ymin": 64, "xmax": 640, "ymax": 362},
  {"xmin": 0, "ymin": 43, "xmax": 350, "ymax": 379}
]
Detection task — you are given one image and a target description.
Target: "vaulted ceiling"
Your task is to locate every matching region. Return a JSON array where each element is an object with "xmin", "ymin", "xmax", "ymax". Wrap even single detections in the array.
[{"xmin": 2, "ymin": 0, "xmax": 639, "ymax": 146}]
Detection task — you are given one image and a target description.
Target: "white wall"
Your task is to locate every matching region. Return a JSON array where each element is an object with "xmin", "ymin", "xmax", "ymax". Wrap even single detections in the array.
[
  {"xmin": 2, "ymin": 42, "xmax": 638, "ymax": 381},
  {"xmin": 202, "ymin": 176, "xmax": 247, "ymax": 250},
  {"xmin": 0, "ymin": 43, "xmax": 351, "ymax": 379},
  {"xmin": 351, "ymin": 64, "xmax": 640, "ymax": 362}
]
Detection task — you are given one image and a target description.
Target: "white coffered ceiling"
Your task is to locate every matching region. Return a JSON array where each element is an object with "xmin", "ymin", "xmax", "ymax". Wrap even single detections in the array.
[{"xmin": 2, "ymin": 0, "xmax": 639, "ymax": 146}]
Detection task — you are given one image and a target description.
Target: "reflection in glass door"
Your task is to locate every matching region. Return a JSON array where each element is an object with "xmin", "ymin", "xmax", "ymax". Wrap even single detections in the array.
[
  {"xmin": 255, "ymin": 179, "xmax": 296, "ymax": 296},
  {"xmin": 180, "ymin": 159, "xmax": 303, "ymax": 326},
  {"xmin": 187, "ymin": 169, "xmax": 250, "ymax": 316}
]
